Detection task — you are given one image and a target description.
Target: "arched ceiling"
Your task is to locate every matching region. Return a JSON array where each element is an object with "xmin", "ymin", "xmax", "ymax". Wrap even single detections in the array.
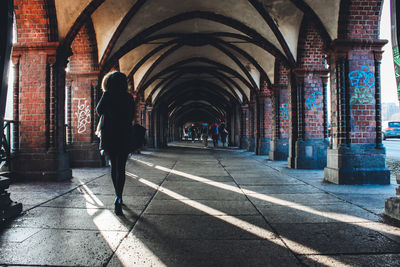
[{"xmin": 55, "ymin": 0, "xmax": 340, "ymax": 122}]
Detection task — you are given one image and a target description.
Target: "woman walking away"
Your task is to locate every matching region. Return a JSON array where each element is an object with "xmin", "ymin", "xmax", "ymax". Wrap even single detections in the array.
[{"xmin": 97, "ymin": 71, "xmax": 135, "ymax": 216}]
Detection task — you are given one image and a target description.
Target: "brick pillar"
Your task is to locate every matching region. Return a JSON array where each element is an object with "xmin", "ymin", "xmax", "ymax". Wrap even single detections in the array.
[
  {"xmin": 247, "ymin": 100, "xmax": 256, "ymax": 152},
  {"xmin": 67, "ymin": 72, "xmax": 102, "ymax": 167},
  {"xmin": 269, "ymin": 84, "xmax": 290, "ymax": 160},
  {"xmin": 257, "ymin": 90, "xmax": 272, "ymax": 155},
  {"xmin": 240, "ymin": 104, "xmax": 249, "ymax": 149},
  {"xmin": 11, "ymin": 56, "xmax": 20, "ymax": 153},
  {"xmin": 292, "ymin": 69, "xmax": 329, "ymax": 169},
  {"xmin": 12, "ymin": 43, "xmax": 72, "ymax": 180},
  {"xmin": 146, "ymin": 106, "xmax": 154, "ymax": 148},
  {"xmin": 324, "ymin": 39, "xmax": 390, "ymax": 184}
]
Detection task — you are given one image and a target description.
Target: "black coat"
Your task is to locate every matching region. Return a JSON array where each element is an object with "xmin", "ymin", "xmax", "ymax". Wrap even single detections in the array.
[{"xmin": 96, "ymin": 91, "xmax": 135, "ymax": 153}]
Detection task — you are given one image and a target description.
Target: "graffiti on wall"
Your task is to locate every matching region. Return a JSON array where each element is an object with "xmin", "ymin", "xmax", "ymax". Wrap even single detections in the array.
[
  {"xmin": 280, "ymin": 104, "xmax": 289, "ymax": 120},
  {"xmin": 348, "ymin": 65, "xmax": 374, "ymax": 105},
  {"xmin": 393, "ymin": 46, "xmax": 400, "ymax": 101},
  {"xmin": 305, "ymin": 91, "xmax": 322, "ymax": 110},
  {"xmin": 75, "ymin": 98, "xmax": 91, "ymax": 134}
]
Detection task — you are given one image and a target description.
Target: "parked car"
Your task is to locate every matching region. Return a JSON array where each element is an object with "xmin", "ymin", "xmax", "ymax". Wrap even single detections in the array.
[{"xmin": 383, "ymin": 121, "xmax": 400, "ymax": 140}]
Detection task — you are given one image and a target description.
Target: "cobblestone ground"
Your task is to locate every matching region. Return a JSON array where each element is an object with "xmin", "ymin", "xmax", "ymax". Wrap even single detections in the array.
[{"xmin": 1, "ymin": 142, "xmax": 400, "ymax": 267}]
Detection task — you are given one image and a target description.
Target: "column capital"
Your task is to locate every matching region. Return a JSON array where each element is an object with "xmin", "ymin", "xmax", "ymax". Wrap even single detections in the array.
[
  {"xmin": 330, "ymin": 39, "xmax": 388, "ymax": 53},
  {"xmin": 373, "ymin": 50, "xmax": 384, "ymax": 62},
  {"xmin": 11, "ymin": 54, "xmax": 20, "ymax": 65}
]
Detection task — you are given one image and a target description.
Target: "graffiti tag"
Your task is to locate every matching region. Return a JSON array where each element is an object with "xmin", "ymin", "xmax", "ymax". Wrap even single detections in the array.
[
  {"xmin": 280, "ymin": 104, "xmax": 289, "ymax": 120},
  {"xmin": 348, "ymin": 65, "xmax": 374, "ymax": 105},
  {"xmin": 305, "ymin": 91, "xmax": 323, "ymax": 110},
  {"xmin": 75, "ymin": 98, "xmax": 91, "ymax": 134},
  {"xmin": 393, "ymin": 46, "xmax": 400, "ymax": 101}
]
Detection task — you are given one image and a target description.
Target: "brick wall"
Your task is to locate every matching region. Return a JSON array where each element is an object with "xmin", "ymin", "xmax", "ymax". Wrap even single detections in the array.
[
  {"xmin": 15, "ymin": 0, "xmax": 49, "ymax": 43},
  {"xmin": 297, "ymin": 19, "xmax": 326, "ymax": 139},
  {"xmin": 68, "ymin": 21, "xmax": 99, "ymax": 143},
  {"xmin": 339, "ymin": 0, "xmax": 382, "ymax": 39},
  {"xmin": 276, "ymin": 63, "xmax": 290, "ymax": 138},
  {"xmin": 348, "ymin": 51, "xmax": 376, "ymax": 144},
  {"xmin": 18, "ymin": 52, "xmax": 48, "ymax": 148}
]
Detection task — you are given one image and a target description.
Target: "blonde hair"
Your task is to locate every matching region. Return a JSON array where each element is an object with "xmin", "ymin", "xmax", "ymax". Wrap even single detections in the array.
[{"xmin": 101, "ymin": 71, "xmax": 128, "ymax": 93}]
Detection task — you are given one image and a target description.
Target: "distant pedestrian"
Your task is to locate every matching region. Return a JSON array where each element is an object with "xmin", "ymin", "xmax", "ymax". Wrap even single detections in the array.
[
  {"xmin": 201, "ymin": 124, "xmax": 209, "ymax": 147},
  {"xmin": 220, "ymin": 124, "xmax": 228, "ymax": 147},
  {"xmin": 210, "ymin": 122, "xmax": 220, "ymax": 147},
  {"xmin": 96, "ymin": 71, "xmax": 134, "ymax": 216}
]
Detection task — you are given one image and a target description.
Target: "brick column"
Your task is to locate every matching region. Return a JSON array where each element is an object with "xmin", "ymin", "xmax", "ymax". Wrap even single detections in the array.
[
  {"xmin": 11, "ymin": 56, "xmax": 20, "ymax": 153},
  {"xmin": 247, "ymin": 99, "xmax": 256, "ymax": 152},
  {"xmin": 269, "ymin": 85, "xmax": 290, "ymax": 160},
  {"xmin": 67, "ymin": 72, "xmax": 102, "ymax": 167},
  {"xmin": 292, "ymin": 69, "xmax": 329, "ymax": 169},
  {"xmin": 240, "ymin": 104, "xmax": 249, "ymax": 149},
  {"xmin": 324, "ymin": 39, "xmax": 390, "ymax": 184},
  {"xmin": 146, "ymin": 106, "xmax": 154, "ymax": 148},
  {"xmin": 12, "ymin": 43, "xmax": 72, "ymax": 180},
  {"xmin": 257, "ymin": 90, "xmax": 272, "ymax": 155}
]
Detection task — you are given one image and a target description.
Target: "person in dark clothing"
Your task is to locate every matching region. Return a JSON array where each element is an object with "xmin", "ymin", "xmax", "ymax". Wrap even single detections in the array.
[
  {"xmin": 210, "ymin": 122, "xmax": 219, "ymax": 147},
  {"xmin": 220, "ymin": 123, "xmax": 228, "ymax": 147},
  {"xmin": 201, "ymin": 124, "xmax": 209, "ymax": 147},
  {"xmin": 96, "ymin": 71, "xmax": 135, "ymax": 216}
]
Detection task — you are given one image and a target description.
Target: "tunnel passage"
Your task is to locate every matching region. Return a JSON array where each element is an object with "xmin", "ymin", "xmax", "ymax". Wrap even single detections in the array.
[{"xmin": 7, "ymin": 0, "xmax": 390, "ymax": 185}]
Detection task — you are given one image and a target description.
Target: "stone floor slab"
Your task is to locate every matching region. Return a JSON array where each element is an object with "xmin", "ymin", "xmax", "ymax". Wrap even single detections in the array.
[
  {"xmin": 299, "ymin": 253, "xmax": 400, "ymax": 267},
  {"xmin": 132, "ymin": 214, "xmax": 275, "ymax": 240},
  {"xmin": 247, "ymin": 193, "xmax": 344, "ymax": 206},
  {"xmin": 242, "ymin": 184, "xmax": 321, "ymax": 194},
  {"xmin": 10, "ymin": 207, "xmax": 138, "ymax": 231},
  {"xmin": 154, "ymin": 181, "xmax": 246, "ymax": 201},
  {"xmin": 108, "ymin": 236, "xmax": 301, "ymax": 267},
  {"xmin": 256, "ymin": 203, "xmax": 381, "ymax": 224},
  {"xmin": 273, "ymin": 222, "xmax": 400, "ymax": 255},
  {"xmin": 0, "ymin": 229, "xmax": 125, "ymax": 266},
  {"xmin": 144, "ymin": 199, "xmax": 259, "ymax": 215},
  {"xmin": 43, "ymin": 194, "xmax": 152, "ymax": 209}
]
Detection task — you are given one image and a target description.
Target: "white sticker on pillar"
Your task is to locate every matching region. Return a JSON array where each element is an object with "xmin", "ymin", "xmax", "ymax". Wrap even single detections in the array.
[{"xmin": 305, "ymin": 146, "xmax": 313, "ymax": 158}]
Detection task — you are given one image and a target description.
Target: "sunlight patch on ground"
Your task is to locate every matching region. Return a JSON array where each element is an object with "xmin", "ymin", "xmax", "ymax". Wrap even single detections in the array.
[
  {"xmin": 132, "ymin": 159, "xmax": 400, "ymax": 239},
  {"xmin": 125, "ymin": 171, "xmax": 348, "ymax": 266},
  {"xmin": 77, "ymin": 179, "xmax": 164, "ymax": 266}
]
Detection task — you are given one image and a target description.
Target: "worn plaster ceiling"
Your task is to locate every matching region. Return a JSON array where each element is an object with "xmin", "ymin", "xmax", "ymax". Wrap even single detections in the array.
[{"xmin": 55, "ymin": 0, "xmax": 340, "ymax": 122}]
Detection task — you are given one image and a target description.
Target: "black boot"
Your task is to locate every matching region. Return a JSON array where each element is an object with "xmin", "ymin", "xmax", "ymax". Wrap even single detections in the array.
[{"xmin": 114, "ymin": 197, "xmax": 123, "ymax": 216}]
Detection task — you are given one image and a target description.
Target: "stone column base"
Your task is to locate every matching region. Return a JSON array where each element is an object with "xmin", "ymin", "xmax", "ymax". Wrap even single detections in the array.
[
  {"xmin": 69, "ymin": 142, "xmax": 102, "ymax": 168},
  {"xmin": 12, "ymin": 149, "xmax": 72, "ymax": 181},
  {"xmin": 269, "ymin": 138, "xmax": 289, "ymax": 161},
  {"xmin": 385, "ymin": 175, "xmax": 400, "ymax": 221},
  {"xmin": 0, "ymin": 176, "xmax": 22, "ymax": 224},
  {"xmin": 294, "ymin": 138, "xmax": 329, "ymax": 169},
  {"xmin": 247, "ymin": 137, "xmax": 256, "ymax": 152},
  {"xmin": 240, "ymin": 136, "xmax": 249, "ymax": 149},
  {"xmin": 385, "ymin": 197, "xmax": 400, "ymax": 221},
  {"xmin": 257, "ymin": 137, "xmax": 270, "ymax": 155},
  {"xmin": 324, "ymin": 145, "xmax": 390, "ymax": 184}
]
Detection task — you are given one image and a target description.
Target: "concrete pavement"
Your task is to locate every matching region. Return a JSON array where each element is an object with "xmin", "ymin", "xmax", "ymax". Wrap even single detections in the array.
[{"xmin": 1, "ymin": 141, "xmax": 400, "ymax": 266}]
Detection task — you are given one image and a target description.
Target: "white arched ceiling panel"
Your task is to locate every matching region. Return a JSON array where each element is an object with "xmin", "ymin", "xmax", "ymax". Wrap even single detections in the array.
[
  {"xmin": 305, "ymin": 0, "xmax": 340, "ymax": 39},
  {"xmin": 231, "ymin": 78, "xmax": 250, "ymax": 100},
  {"xmin": 149, "ymin": 18, "xmax": 246, "ymax": 36},
  {"xmin": 142, "ymin": 45, "xmax": 253, "ymax": 88},
  {"xmin": 261, "ymin": 0, "xmax": 303, "ymax": 59},
  {"xmin": 118, "ymin": 43, "xmax": 160, "ymax": 76},
  {"xmin": 91, "ymin": 0, "xmax": 138, "ymax": 60},
  {"xmin": 110, "ymin": 0, "xmax": 285, "ymax": 59},
  {"xmin": 55, "ymin": 0, "xmax": 92, "ymax": 40},
  {"xmin": 133, "ymin": 45, "xmax": 173, "ymax": 89},
  {"xmin": 233, "ymin": 43, "xmax": 276, "ymax": 83}
]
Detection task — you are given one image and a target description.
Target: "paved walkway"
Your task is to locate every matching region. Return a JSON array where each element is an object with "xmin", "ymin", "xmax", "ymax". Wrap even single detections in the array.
[{"xmin": 1, "ymin": 142, "xmax": 400, "ymax": 266}]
